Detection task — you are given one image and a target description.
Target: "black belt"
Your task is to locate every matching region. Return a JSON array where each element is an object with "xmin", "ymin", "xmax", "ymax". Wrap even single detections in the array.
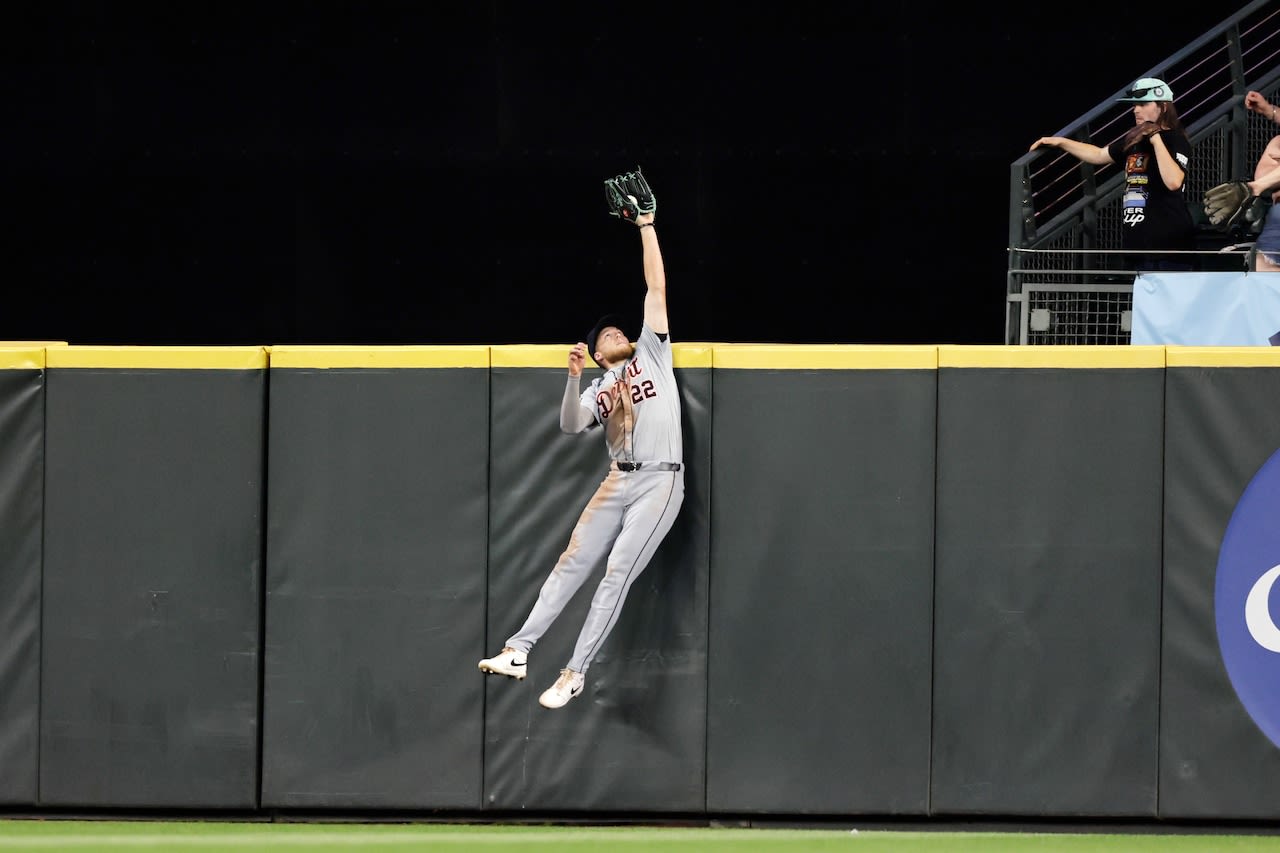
[{"xmin": 615, "ymin": 461, "xmax": 681, "ymax": 472}]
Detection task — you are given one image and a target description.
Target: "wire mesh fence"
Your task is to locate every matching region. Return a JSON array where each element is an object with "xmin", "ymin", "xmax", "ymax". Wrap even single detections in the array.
[
  {"xmin": 1006, "ymin": 248, "xmax": 1256, "ymax": 344},
  {"xmin": 1022, "ymin": 284, "xmax": 1134, "ymax": 346}
]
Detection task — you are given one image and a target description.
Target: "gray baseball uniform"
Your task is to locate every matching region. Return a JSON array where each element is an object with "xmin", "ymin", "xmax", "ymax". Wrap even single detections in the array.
[{"xmin": 505, "ymin": 323, "xmax": 684, "ymax": 673}]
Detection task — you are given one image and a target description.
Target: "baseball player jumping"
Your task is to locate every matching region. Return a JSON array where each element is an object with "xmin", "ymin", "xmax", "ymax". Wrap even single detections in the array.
[{"xmin": 479, "ymin": 168, "xmax": 685, "ymax": 709}]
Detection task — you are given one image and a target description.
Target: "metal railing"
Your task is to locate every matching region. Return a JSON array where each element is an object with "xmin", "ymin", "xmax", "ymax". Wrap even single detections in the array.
[{"xmin": 1007, "ymin": 0, "xmax": 1280, "ymax": 344}]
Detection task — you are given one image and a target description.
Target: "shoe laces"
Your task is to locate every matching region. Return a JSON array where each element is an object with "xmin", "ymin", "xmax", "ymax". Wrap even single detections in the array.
[{"xmin": 554, "ymin": 668, "xmax": 580, "ymax": 690}]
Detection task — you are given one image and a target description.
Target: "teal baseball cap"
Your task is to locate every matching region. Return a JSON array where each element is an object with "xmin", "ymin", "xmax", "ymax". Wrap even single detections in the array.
[{"xmin": 1117, "ymin": 77, "xmax": 1173, "ymax": 102}]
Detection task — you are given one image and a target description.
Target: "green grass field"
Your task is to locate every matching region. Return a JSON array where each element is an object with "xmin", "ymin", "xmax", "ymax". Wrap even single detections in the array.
[{"xmin": 2, "ymin": 822, "xmax": 1280, "ymax": 853}]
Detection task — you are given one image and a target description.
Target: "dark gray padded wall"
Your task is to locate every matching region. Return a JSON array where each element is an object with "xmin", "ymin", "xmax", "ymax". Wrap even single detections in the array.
[
  {"xmin": 1160, "ymin": 365, "xmax": 1280, "ymax": 818},
  {"xmin": 261, "ymin": 367, "xmax": 489, "ymax": 809},
  {"xmin": 0, "ymin": 365, "xmax": 44, "ymax": 804},
  {"xmin": 482, "ymin": 364, "xmax": 711, "ymax": 813},
  {"xmin": 932, "ymin": 366, "xmax": 1164, "ymax": 816},
  {"xmin": 41, "ymin": 368, "xmax": 264, "ymax": 807},
  {"xmin": 706, "ymin": 368, "xmax": 936, "ymax": 815}
]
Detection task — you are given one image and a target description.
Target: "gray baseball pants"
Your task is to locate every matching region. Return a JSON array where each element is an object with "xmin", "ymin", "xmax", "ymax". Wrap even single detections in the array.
[{"xmin": 506, "ymin": 467, "xmax": 684, "ymax": 673}]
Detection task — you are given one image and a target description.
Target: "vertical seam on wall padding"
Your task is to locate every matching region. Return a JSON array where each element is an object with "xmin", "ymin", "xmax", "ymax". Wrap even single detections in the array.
[
  {"xmin": 1154, "ymin": 365, "xmax": 1168, "ymax": 817},
  {"xmin": 479, "ymin": 365, "xmax": 493, "ymax": 807},
  {"xmin": 36, "ymin": 365, "xmax": 47, "ymax": 806},
  {"xmin": 700, "ymin": 367, "xmax": 712, "ymax": 814},
  {"xmin": 927, "ymin": 367, "xmax": 940, "ymax": 817},
  {"xmin": 255, "ymin": 367, "xmax": 270, "ymax": 810}
]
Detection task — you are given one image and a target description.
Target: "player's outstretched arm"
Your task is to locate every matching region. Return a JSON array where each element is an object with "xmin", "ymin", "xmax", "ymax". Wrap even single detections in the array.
[
  {"xmin": 604, "ymin": 166, "xmax": 666, "ymax": 334},
  {"xmin": 638, "ymin": 210, "xmax": 668, "ymax": 335}
]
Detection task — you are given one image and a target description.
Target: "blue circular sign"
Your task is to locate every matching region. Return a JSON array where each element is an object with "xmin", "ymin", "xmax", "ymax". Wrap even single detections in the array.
[{"xmin": 1216, "ymin": 448, "xmax": 1280, "ymax": 749}]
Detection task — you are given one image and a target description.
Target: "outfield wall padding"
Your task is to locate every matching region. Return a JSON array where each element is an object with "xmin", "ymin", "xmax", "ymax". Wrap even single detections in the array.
[
  {"xmin": 931, "ymin": 347, "xmax": 1166, "ymax": 817},
  {"xmin": 480, "ymin": 345, "xmax": 712, "ymax": 813},
  {"xmin": 1159, "ymin": 348, "xmax": 1280, "ymax": 819},
  {"xmin": 0, "ymin": 349, "xmax": 46, "ymax": 805},
  {"xmin": 705, "ymin": 346, "xmax": 938, "ymax": 815},
  {"xmin": 39, "ymin": 347, "xmax": 266, "ymax": 808},
  {"xmin": 22, "ymin": 343, "xmax": 1280, "ymax": 820},
  {"xmin": 260, "ymin": 347, "xmax": 490, "ymax": 809}
]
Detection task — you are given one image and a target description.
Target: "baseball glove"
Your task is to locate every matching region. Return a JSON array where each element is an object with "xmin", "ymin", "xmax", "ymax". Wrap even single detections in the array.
[
  {"xmin": 1204, "ymin": 180, "xmax": 1262, "ymax": 229},
  {"xmin": 604, "ymin": 167, "xmax": 656, "ymax": 223}
]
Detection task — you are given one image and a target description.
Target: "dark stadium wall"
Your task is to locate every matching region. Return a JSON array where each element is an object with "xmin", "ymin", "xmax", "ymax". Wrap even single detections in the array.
[
  {"xmin": 0, "ymin": 349, "xmax": 45, "ymax": 805},
  {"xmin": 38, "ymin": 348, "xmax": 266, "ymax": 808},
  {"xmin": 931, "ymin": 347, "xmax": 1166, "ymax": 816},
  {"xmin": 7, "ymin": 343, "xmax": 1280, "ymax": 818},
  {"xmin": 705, "ymin": 347, "xmax": 937, "ymax": 814},
  {"xmin": 259, "ymin": 347, "xmax": 490, "ymax": 809},
  {"xmin": 1159, "ymin": 351, "xmax": 1280, "ymax": 819}
]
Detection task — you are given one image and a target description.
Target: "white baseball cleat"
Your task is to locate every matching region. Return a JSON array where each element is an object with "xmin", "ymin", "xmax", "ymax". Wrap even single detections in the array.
[
  {"xmin": 538, "ymin": 668, "xmax": 585, "ymax": 709},
  {"xmin": 478, "ymin": 647, "xmax": 527, "ymax": 680}
]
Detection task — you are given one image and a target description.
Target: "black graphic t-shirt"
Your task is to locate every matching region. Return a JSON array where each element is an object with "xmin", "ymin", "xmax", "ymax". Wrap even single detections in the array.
[{"xmin": 1107, "ymin": 130, "xmax": 1195, "ymax": 251}]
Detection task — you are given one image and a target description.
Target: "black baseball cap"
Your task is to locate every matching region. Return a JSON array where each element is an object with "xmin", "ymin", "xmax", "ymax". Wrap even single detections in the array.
[{"xmin": 585, "ymin": 313, "xmax": 631, "ymax": 367}]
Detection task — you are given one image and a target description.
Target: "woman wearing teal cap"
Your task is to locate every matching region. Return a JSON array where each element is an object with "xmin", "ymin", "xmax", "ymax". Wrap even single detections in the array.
[{"xmin": 1030, "ymin": 76, "xmax": 1194, "ymax": 269}]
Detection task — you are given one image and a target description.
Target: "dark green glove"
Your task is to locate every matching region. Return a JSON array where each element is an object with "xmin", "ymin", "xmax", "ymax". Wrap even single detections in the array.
[{"xmin": 604, "ymin": 167, "xmax": 656, "ymax": 224}]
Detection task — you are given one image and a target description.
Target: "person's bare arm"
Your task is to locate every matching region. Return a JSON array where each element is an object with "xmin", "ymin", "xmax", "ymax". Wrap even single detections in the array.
[
  {"xmin": 1148, "ymin": 131, "xmax": 1186, "ymax": 191},
  {"xmin": 1030, "ymin": 136, "xmax": 1114, "ymax": 166},
  {"xmin": 1246, "ymin": 91, "xmax": 1280, "ymax": 127},
  {"xmin": 1251, "ymin": 136, "xmax": 1280, "ymax": 200},
  {"xmin": 1250, "ymin": 165, "xmax": 1280, "ymax": 197}
]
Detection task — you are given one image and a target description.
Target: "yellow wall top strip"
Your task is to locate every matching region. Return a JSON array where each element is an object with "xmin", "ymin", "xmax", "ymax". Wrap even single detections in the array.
[
  {"xmin": 491, "ymin": 345, "xmax": 571, "ymax": 368},
  {"xmin": 1166, "ymin": 346, "xmax": 1280, "ymax": 368},
  {"xmin": 47, "ymin": 347, "xmax": 268, "ymax": 370},
  {"xmin": 269, "ymin": 346, "xmax": 489, "ymax": 369},
  {"xmin": 673, "ymin": 343, "xmax": 712, "ymax": 368},
  {"xmin": 491, "ymin": 343, "xmax": 713, "ymax": 369},
  {"xmin": 47, "ymin": 343, "xmax": 1260, "ymax": 370},
  {"xmin": 938, "ymin": 345, "xmax": 1166, "ymax": 369},
  {"xmin": 713, "ymin": 345, "xmax": 938, "ymax": 370},
  {"xmin": 0, "ymin": 348, "xmax": 44, "ymax": 370}
]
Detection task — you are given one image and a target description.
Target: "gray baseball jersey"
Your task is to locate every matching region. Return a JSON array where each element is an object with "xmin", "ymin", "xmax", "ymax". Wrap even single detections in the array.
[{"xmin": 579, "ymin": 324, "xmax": 682, "ymax": 464}]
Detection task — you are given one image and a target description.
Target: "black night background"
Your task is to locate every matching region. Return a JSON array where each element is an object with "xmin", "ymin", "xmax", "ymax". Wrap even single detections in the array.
[{"xmin": 5, "ymin": 2, "xmax": 1237, "ymax": 347}]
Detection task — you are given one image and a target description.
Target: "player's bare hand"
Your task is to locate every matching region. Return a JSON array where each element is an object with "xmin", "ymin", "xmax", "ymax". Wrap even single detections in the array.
[
  {"xmin": 568, "ymin": 343, "xmax": 586, "ymax": 377},
  {"xmin": 1030, "ymin": 136, "xmax": 1061, "ymax": 151},
  {"xmin": 1246, "ymin": 90, "xmax": 1272, "ymax": 117}
]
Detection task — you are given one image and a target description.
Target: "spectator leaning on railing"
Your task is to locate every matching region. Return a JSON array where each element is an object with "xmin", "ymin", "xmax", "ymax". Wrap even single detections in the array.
[{"xmin": 1031, "ymin": 77, "xmax": 1194, "ymax": 271}]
